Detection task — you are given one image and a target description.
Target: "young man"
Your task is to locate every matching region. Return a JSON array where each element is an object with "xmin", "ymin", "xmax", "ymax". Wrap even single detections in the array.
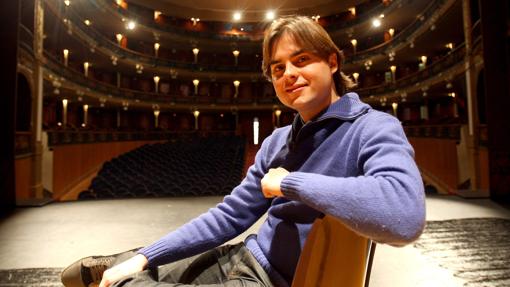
[{"xmin": 62, "ymin": 15, "xmax": 425, "ymax": 287}]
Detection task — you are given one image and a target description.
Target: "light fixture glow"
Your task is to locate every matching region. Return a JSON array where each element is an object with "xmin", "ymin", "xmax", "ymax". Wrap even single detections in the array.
[
  {"xmin": 253, "ymin": 117, "xmax": 259, "ymax": 145},
  {"xmin": 116, "ymin": 33, "xmax": 123, "ymax": 45},
  {"xmin": 191, "ymin": 18, "xmax": 200, "ymax": 25},
  {"xmin": 392, "ymin": 102, "xmax": 398, "ymax": 116},
  {"xmin": 126, "ymin": 21, "xmax": 136, "ymax": 30},
  {"xmin": 154, "ymin": 42, "xmax": 160, "ymax": 57},
  {"xmin": 84, "ymin": 19, "xmax": 91, "ymax": 26},
  {"xmin": 372, "ymin": 18, "xmax": 381, "ymax": 28},
  {"xmin": 233, "ymin": 12, "xmax": 242, "ymax": 21},
  {"xmin": 265, "ymin": 10, "xmax": 275, "ymax": 20}
]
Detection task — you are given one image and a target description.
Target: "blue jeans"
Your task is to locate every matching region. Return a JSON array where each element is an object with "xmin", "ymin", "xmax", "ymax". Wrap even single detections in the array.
[{"xmin": 111, "ymin": 243, "xmax": 274, "ymax": 287}]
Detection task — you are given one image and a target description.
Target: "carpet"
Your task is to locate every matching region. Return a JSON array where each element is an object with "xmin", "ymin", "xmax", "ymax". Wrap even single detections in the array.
[
  {"xmin": 0, "ymin": 268, "xmax": 63, "ymax": 286},
  {"xmin": 0, "ymin": 218, "xmax": 508, "ymax": 286},
  {"xmin": 414, "ymin": 218, "xmax": 510, "ymax": 287}
]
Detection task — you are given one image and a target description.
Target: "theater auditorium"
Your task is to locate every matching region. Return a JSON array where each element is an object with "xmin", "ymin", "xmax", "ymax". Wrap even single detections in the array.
[{"xmin": 1, "ymin": 0, "xmax": 509, "ymax": 286}]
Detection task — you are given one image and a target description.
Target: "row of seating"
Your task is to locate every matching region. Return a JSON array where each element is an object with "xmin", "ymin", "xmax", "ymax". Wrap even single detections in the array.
[{"xmin": 79, "ymin": 136, "xmax": 245, "ymax": 199}]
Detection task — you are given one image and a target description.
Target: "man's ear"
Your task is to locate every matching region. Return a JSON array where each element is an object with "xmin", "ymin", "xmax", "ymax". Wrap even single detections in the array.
[{"xmin": 328, "ymin": 53, "xmax": 338, "ymax": 74}]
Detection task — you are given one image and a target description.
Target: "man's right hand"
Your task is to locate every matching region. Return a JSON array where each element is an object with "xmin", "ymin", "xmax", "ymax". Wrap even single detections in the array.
[{"xmin": 99, "ymin": 254, "xmax": 148, "ymax": 287}]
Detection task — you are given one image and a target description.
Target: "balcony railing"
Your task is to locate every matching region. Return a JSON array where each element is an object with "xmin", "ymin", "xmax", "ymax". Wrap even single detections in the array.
[
  {"xmin": 45, "ymin": 0, "xmax": 451, "ymax": 72},
  {"xmin": 42, "ymin": 49, "xmax": 279, "ymax": 106},
  {"xmin": 355, "ymin": 42, "xmax": 466, "ymax": 98},
  {"xmin": 43, "ymin": 1, "xmax": 259, "ymax": 73},
  {"xmin": 404, "ymin": 124, "xmax": 461, "ymax": 140},
  {"xmin": 46, "ymin": 129, "xmax": 235, "ymax": 146}
]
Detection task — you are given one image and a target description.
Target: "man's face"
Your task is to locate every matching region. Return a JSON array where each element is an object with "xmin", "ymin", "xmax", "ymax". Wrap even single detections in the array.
[{"xmin": 269, "ymin": 33, "xmax": 339, "ymax": 122}]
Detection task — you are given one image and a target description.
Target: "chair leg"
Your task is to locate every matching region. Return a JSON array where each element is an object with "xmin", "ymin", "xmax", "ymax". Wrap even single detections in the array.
[{"xmin": 364, "ymin": 242, "xmax": 377, "ymax": 287}]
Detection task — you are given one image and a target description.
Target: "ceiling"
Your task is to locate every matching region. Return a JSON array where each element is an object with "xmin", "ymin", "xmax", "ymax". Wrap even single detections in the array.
[{"xmin": 127, "ymin": 0, "xmax": 366, "ymax": 22}]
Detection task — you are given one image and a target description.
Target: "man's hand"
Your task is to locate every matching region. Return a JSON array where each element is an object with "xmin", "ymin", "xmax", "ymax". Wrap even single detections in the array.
[
  {"xmin": 99, "ymin": 254, "xmax": 148, "ymax": 287},
  {"xmin": 261, "ymin": 167, "xmax": 289, "ymax": 198}
]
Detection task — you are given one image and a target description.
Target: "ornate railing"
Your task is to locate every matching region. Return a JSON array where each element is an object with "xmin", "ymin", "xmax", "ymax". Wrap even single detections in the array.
[
  {"xmin": 356, "ymin": 42, "xmax": 466, "ymax": 97},
  {"xmin": 43, "ymin": 1, "xmax": 259, "ymax": 73},
  {"xmin": 45, "ymin": 0, "xmax": 451, "ymax": 71},
  {"xmin": 42, "ymin": 50, "xmax": 279, "ymax": 106},
  {"xmin": 98, "ymin": 0, "xmax": 395, "ymax": 43},
  {"xmin": 46, "ymin": 130, "xmax": 236, "ymax": 146},
  {"xmin": 348, "ymin": 0, "xmax": 449, "ymax": 64}
]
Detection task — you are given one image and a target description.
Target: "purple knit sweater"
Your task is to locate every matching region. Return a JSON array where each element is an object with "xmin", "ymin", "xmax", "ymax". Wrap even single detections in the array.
[{"xmin": 139, "ymin": 93, "xmax": 426, "ymax": 286}]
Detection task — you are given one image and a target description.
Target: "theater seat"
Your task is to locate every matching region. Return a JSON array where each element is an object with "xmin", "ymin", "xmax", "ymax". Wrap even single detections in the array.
[{"xmin": 292, "ymin": 215, "xmax": 376, "ymax": 287}]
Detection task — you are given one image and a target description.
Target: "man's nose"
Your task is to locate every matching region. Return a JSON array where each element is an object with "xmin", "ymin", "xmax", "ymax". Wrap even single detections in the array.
[{"xmin": 283, "ymin": 62, "xmax": 298, "ymax": 79}]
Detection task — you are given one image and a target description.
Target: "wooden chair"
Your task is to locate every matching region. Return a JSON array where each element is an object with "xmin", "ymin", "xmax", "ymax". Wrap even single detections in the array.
[{"xmin": 292, "ymin": 215, "xmax": 376, "ymax": 287}]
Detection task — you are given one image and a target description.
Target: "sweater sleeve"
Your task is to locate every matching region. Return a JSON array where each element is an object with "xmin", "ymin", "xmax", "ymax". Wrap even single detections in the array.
[
  {"xmin": 280, "ymin": 114, "xmax": 425, "ymax": 245},
  {"xmin": 138, "ymin": 136, "xmax": 273, "ymax": 267}
]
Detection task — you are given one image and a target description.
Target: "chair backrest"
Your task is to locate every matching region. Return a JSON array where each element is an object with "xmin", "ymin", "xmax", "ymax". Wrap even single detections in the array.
[{"xmin": 292, "ymin": 215, "xmax": 376, "ymax": 287}]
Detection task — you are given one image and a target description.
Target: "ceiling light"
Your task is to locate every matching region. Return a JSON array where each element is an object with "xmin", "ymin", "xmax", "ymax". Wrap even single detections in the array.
[
  {"xmin": 266, "ymin": 10, "xmax": 275, "ymax": 20},
  {"xmin": 191, "ymin": 17, "xmax": 200, "ymax": 26},
  {"xmin": 348, "ymin": 7, "xmax": 356, "ymax": 16},
  {"xmin": 84, "ymin": 19, "xmax": 91, "ymax": 26},
  {"xmin": 154, "ymin": 11, "xmax": 161, "ymax": 20},
  {"xmin": 126, "ymin": 21, "xmax": 136, "ymax": 30},
  {"xmin": 64, "ymin": 0, "xmax": 70, "ymax": 6},
  {"xmin": 233, "ymin": 12, "xmax": 242, "ymax": 21},
  {"xmin": 372, "ymin": 18, "xmax": 381, "ymax": 28},
  {"xmin": 116, "ymin": 33, "xmax": 123, "ymax": 45}
]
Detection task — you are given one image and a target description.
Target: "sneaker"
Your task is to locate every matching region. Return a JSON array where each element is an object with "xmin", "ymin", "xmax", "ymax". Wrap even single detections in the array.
[{"xmin": 61, "ymin": 255, "xmax": 115, "ymax": 287}]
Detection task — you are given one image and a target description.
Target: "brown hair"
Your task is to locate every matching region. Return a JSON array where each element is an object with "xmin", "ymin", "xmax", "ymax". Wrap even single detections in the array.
[{"xmin": 262, "ymin": 16, "xmax": 355, "ymax": 95}]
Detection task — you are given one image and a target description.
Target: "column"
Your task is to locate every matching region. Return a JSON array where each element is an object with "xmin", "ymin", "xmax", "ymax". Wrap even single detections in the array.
[
  {"xmin": 31, "ymin": 0, "xmax": 45, "ymax": 199},
  {"xmin": 479, "ymin": 0, "xmax": 510, "ymax": 201},
  {"xmin": 0, "ymin": 0, "xmax": 19, "ymax": 211}
]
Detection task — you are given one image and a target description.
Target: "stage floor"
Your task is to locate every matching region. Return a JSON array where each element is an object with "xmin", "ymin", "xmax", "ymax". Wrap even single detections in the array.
[{"xmin": 1, "ymin": 195, "xmax": 509, "ymax": 286}]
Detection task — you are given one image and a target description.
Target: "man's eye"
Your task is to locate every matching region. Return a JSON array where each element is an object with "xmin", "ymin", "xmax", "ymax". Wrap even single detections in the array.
[
  {"xmin": 272, "ymin": 65, "xmax": 284, "ymax": 73},
  {"xmin": 297, "ymin": 56, "xmax": 309, "ymax": 63}
]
